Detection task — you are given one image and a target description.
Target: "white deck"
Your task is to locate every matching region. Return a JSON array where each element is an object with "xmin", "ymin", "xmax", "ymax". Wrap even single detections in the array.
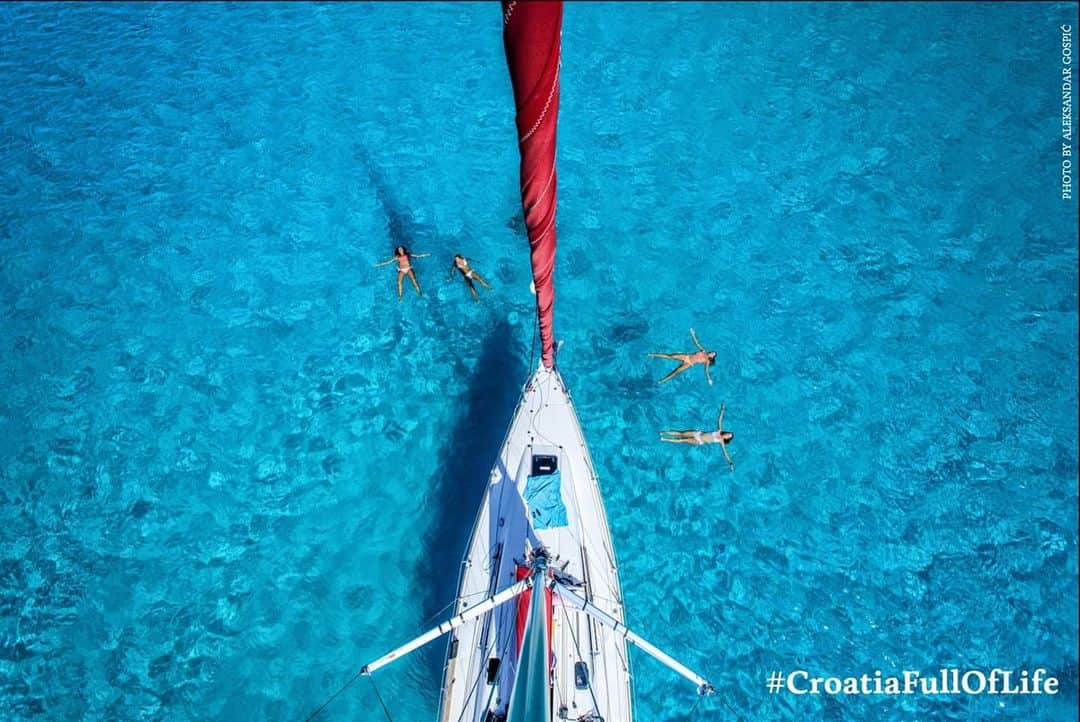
[{"xmin": 438, "ymin": 365, "xmax": 634, "ymax": 722}]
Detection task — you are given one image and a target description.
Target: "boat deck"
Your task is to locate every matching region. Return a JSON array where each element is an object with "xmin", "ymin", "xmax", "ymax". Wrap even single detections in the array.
[{"xmin": 439, "ymin": 365, "xmax": 634, "ymax": 722}]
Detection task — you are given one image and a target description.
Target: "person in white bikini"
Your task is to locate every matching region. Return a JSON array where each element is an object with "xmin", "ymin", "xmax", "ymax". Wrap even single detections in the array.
[
  {"xmin": 660, "ymin": 403, "xmax": 736, "ymax": 471},
  {"xmin": 448, "ymin": 253, "xmax": 493, "ymax": 301},
  {"xmin": 374, "ymin": 245, "xmax": 429, "ymax": 301}
]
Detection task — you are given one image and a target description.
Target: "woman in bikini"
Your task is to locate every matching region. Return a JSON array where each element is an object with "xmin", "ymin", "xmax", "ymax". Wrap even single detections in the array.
[
  {"xmin": 448, "ymin": 253, "xmax": 493, "ymax": 301},
  {"xmin": 660, "ymin": 403, "xmax": 735, "ymax": 471},
  {"xmin": 648, "ymin": 328, "xmax": 717, "ymax": 385},
  {"xmin": 374, "ymin": 245, "xmax": 429, "ymax": 301}
]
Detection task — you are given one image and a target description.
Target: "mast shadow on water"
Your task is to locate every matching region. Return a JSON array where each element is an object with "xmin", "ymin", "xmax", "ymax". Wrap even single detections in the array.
[
  {"xmin": 354, "ymin": 142, "xmax": 455, "ymax": 330},
  {"xmin": 354, "ymin": 143, "xmax": 427, "ymax": 254},
  {"xmin": 414, "ymin": 318, "xmax": 525, "ymax": 674}
]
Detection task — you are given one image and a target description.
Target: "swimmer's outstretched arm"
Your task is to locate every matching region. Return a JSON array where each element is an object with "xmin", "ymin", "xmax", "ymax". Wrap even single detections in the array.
[
  {"xmin": 690, "ymin": 328, "xmax": 705, "ymax": 352},
  {"xmin": 373, "ymin": 257, "xmax": 396, "ymax": 267},
  {"xmin": 411, "ymin": 253, "xmax": 431, "ymax": 259},
  {"xmin": 704, "ymin": 362, "xmax": 714, "ymax": 386},
  {"xmin": 716, "ymin": 404, "xmax": 733, "ymax": 469}
]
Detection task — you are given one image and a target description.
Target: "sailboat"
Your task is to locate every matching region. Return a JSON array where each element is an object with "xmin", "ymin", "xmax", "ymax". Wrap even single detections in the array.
[{"xmin": 361, "ymin": 3, "xmax": 714, "ymax": 720}]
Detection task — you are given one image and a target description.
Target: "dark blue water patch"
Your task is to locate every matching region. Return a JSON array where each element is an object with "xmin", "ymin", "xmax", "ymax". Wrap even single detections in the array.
[
  {"xmin": 0, "ymin": 684, "xmax": 44, "ymax": 718},
  {"xmin": 331, "ymin": 372, "xmax": 367, "ymax": 393},
  {"xmin": 563, "ymin": 246, "xmax": 594, "ymax": 279},
  {"xmin": 320, "ymin": 453, "xmax": 342, "ymax": 476},
  {"xmin": 58, "ymin": 366, "xmax": 96, "ymax": 400},
  {"xmin": 129, "ymin": 499, "xmax": 152, "ymax": 520},
  {"xmin": 494, "ymin": 256, "xmax": 518, "ymax": 285},
  {"xmin": 752, "ymin": 544, "xmax": 790, "ymax": 573},
  {"xmin": 344, "ymin": 583, "xmax": 376, "ymax": 611},
  {"xmin": 382, "ymin": 419, "xmax": 407, "ymax": 444},
  {"xmin": 608, "ymin": 315, "xmax": 649, "ymax": 344},
  {"xmin": 305, "ymin": 435, "xmax": 331, "ymax": 453},
  {"xmin": 505, "ymin": 212, "xmax": 525, "ymax": 236},
  {"xmin": 148, "ymin": 651, "xmax": 174, "ymax": 680}
]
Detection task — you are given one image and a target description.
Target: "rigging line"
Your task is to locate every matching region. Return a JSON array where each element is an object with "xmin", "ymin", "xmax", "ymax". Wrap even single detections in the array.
[
  {"xmin": 422, "ymin": 589, "xmax": 492, "ymax": 627},
  {"xmin": 478, "ymin": 668, "xmax": 501, "ymax": 722},
  {"xmin": 558, "ymin": 592, "xmax": 604, "ymax": 717},
  {"xmin": 526, "ymin": 369, "xmax": 562, "ymax": 449},
  {"xmin": 529, "ymin": 303, "xmax": 537, "ymax": 372},
  {"xmin": 422, "ymin": 597, "xmax": 462, "ymax": 628},
  {"xmin": 606, "ymin": 612, "xmax": 630, "ymax": 674},
  {"xmin": 495, "ymin": 582, "xmax": 518, "ymax": 661},
  {"xmin": 686, "ymin": 688, "xmax": 704, "ymax": 717},
  {"xmin": 586, "ymin": 593, "xmax": 624, "ymax": 610},
  {"xmin": 468, "ymin": 583, "xmax": 521, "ymax": 720},
  {"xmin": 454, "ymin": 621, "xmax": 500, "ymax": 722},
  {"xmin": 304, "ymin": 667, "xmax": 366, "ymax": 722},
  {"xmin": 491, "ymin": 459, "xmax": 514, "ymax": 551},
  {"xmin": 528, "ymin": 406, "xmax": 561, "ymax": 450},
  {"xmin": 456, "ymin": 577, "xmax": 522, "ymax": 722},
  {"xmin": 369, "ymin": 675, "xmax": 395, "ymax": 722}
]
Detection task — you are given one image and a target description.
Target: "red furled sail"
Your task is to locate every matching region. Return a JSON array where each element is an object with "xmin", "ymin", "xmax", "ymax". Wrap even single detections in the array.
[
  {"xmin": 513, "ymin": 564, "xmax": 553, "ymax": 660},
  {"xmin": 502, "ymin": 0, "xmax": 562, "ymax": 369}
]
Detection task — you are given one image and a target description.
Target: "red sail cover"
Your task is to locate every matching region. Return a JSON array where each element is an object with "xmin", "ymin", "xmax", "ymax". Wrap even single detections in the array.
[
  {"xmin": 514, "ymin": 565, "xmax": 553, "ymax": 660},
  {"xmin": 503, "ymin": 0, "xmax": 562, "ymax": 368}
]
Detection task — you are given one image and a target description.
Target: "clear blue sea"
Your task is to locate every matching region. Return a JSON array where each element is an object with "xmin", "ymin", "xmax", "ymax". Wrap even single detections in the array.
[{"xmin": 1, "ymin": 2, "xmax": 1077, "ymax": 720}]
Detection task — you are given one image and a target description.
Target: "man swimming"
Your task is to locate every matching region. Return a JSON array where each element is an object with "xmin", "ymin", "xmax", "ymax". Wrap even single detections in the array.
[
  {"xmin": 648, "ymin": 328, "xmax": 717, "ymax": 385},
  {"xmin": 660, "ymin": 403, "xmax": 735, "ymax": 471},
  {"xmin": 374, "ymin": 245, "xmax": 429, "ymax": 301},
  {"xmin": 448, "ymin": 254, "xmax": 493, "ymax": 301}
]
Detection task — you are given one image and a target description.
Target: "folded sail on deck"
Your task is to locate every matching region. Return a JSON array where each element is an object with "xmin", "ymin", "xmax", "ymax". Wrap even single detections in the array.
[{"xmin": 506, "ymin": 564, "xmax": 552, "ymax": 722}]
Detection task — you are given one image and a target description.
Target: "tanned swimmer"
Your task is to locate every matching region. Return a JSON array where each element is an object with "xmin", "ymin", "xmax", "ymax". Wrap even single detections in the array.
[
  {"xmin": 648, "ymin": 328, "xmax": 717, "ymax": 385},
  {"xmin": 660, "ymin": 403, "xmax": 735, "ymax": 471},
  {"xmin": 448, "ymin": 254, "xmax": 493, "ymax": 301},
  {"xmin": 374, "ymin": 245, "xmax": 430, "ymax": 301}
]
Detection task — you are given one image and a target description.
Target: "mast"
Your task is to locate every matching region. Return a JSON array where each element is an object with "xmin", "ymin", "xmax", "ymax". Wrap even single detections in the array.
[
  {"xmin": 502, "ymin": 0, "xmax": 562, "ymax": 369},
  {"xmin": 506, "ymin": 554, "xmax": 552, "ymax": 722}
]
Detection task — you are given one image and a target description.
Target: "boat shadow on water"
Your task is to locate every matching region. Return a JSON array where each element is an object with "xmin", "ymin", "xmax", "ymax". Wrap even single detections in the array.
[{"xmin": 414, "ymin": 317, "xmax": 526, "ymax": 677}]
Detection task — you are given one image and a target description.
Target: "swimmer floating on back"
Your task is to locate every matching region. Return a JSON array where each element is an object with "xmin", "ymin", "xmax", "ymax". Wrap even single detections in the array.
[
  {"xmin": 374, "ymin": 245, "xmax": 430, "ymax": 301},
  {"xmin": 448, "ymin": 254, "xmax": 493, "ymax": 301},
  {"xmin": 648, "ymin": 328, "xmax": 717, "ymax": 385},
  {"xmin": 660, "ymin": 403, "xmax": 735, "ymax": 471}
]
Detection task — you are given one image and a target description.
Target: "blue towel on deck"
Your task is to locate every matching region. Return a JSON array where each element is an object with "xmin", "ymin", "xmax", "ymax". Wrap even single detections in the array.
[{"xmin": 523, "ymin": 470, "xmax": 568, "ymax": 530}]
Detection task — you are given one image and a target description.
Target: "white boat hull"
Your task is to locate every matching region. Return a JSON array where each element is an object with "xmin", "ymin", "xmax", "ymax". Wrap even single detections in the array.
[{"xmin": 439, "ymin": 364, "xmax": 634, "ymax": 722}]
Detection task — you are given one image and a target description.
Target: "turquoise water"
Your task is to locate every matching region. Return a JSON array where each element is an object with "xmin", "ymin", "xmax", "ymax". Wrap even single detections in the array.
[{"xmin": 1, "ymin": 2, "xmax": 1077, "ymax": 720}]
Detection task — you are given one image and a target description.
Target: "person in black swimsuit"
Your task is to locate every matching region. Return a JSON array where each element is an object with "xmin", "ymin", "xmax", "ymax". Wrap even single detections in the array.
[{"xmin": 448, "ymin": 254, "xmax": 493, "ymax": 301}]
